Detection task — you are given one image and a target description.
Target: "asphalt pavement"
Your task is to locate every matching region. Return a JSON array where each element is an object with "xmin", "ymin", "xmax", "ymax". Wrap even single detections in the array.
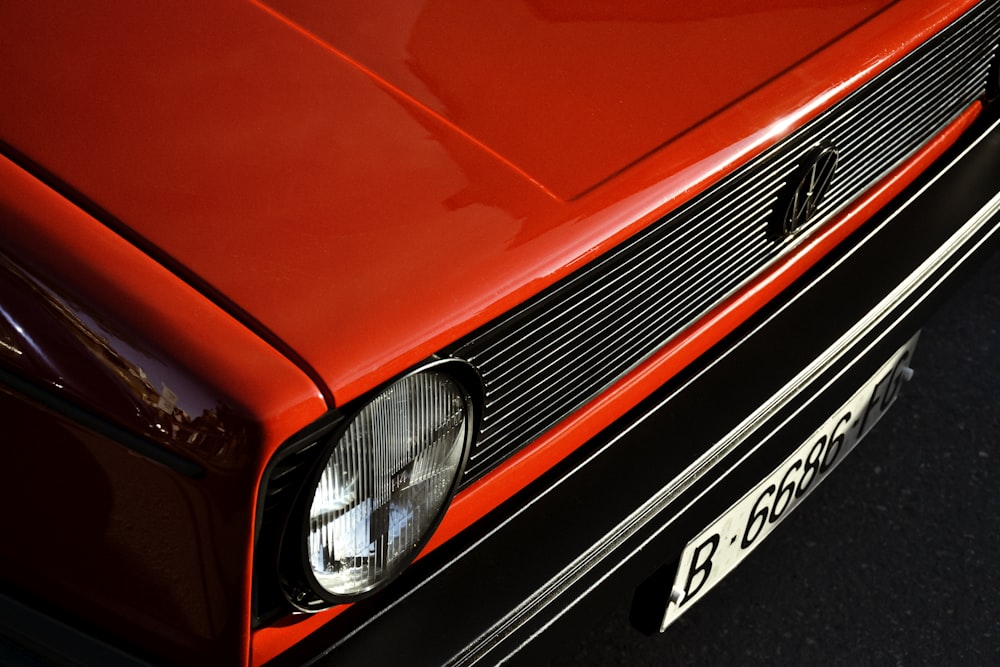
[{"xmin": 560, "ymin": 248, "xmax": 1000, "ymax": 666}]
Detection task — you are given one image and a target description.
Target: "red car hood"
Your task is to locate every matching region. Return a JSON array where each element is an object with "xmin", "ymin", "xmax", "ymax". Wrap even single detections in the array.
[{"xmin": 0, "ymin": 0, "xmax": 955, "ymax": 405}]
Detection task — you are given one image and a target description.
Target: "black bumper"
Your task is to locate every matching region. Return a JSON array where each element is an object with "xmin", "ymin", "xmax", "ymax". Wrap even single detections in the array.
[{"xmin": 274, "ymin": 113, "xmax": 1000, "ymax": 667}]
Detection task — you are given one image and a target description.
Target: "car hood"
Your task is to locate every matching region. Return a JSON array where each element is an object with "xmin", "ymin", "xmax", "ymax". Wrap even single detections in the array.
[
  {"xmin": 258, "ymin": 0, "xmax": 902, "ymax": 199},
  {"xmin": 1, "ymin": 0, "xmax": 937, "ymax": 405}
]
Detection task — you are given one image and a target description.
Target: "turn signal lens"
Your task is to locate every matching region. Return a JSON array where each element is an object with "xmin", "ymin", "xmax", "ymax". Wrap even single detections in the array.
[{"xmin": 303, "ymin": 366, "xmax": 473, "ymax": 600}]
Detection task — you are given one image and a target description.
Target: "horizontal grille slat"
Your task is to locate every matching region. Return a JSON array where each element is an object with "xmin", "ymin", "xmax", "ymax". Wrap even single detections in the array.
[
  {"xmin": 452, "ymin": 0, "xmax": 1000, "ymax": 485},
  {"xmin": 476, "ymin": 230, "xmax": 779, "ymax": 456},
  {"xmin": 481, "ymin": 225, "xmax": 776, "ymax": 445},
  {"xmin": 486, "ymin": 195, "xmax": 780, "ymax": 387},
  {"xmin": 483, "ymin": 210, "xmax": 777, "ymax": 410},
  {"xmin": 470, "ymin": 159, "xmax": 793, "ymax": 365}
]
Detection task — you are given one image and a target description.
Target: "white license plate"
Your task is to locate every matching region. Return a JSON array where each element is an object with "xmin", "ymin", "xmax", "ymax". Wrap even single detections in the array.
[{"xmin": 660, "ymin": 334, "xmax": 919, "ymax": 631}]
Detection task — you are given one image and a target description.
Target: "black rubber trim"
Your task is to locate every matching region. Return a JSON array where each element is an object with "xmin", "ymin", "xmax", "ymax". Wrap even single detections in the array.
[{"xmin": 0, "ymin": 367, "xmax": 204, "ymax": 478}]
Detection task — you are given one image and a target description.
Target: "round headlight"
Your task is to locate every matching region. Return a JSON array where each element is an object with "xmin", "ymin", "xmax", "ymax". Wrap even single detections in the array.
[{"xmin": 289, "ymin": 361, "xmax": 475, "ymax": 605}]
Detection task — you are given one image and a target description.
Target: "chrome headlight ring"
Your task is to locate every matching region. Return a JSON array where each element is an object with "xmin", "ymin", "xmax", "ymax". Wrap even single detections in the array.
[{"xmin": 280, "ymin": 358, "xmax": 480, "ymax": 610}]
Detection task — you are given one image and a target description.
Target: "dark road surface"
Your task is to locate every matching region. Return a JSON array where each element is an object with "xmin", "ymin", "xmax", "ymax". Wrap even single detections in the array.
[{"xmin": 560, "ymin": 248, "xmax": 1000, "ymax": 666}]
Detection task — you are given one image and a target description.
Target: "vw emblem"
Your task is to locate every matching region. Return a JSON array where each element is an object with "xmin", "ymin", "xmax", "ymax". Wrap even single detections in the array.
[{"xmin": 777, "ymin": 141, "xmax": 839, "ymax": 240}]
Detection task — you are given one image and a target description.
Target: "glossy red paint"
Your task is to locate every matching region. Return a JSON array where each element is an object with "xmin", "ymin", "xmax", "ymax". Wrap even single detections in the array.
[
  {"xmin": 262, "ymin": 0, "xmax": 899, "ymax": 199},
  {"xmin": 0, "ymin": 155, "xmax": 327, "ymax": 468},
  {"xmin": 0, "ymin": 0, "xmax": 978, "ymax": 416},
  {"xmin": 0, "ymin": 155, "xmax": 327, "ymax": 665}
]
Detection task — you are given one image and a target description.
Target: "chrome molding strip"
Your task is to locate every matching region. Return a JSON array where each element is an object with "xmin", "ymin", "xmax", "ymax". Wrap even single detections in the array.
[
  {"xmin": 450, "ymin": 116, "xmax": 1000, "ymax": 666},
  {"xmin": 455, "ymin": 0, "xmax": 1000, "ymax": 484}
]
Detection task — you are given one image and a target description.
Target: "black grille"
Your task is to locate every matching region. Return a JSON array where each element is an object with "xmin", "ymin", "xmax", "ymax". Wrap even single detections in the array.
[
  {"xmin": 451, "ymin": 0, "xmax": 1000, "ymax": 486},
  {"xmin": 253, "ymin": 432, "xmax": 329, "ymax": 625}
]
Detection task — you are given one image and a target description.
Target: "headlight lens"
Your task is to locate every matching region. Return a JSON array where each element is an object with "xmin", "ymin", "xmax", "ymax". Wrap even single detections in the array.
[{"xmin": 301, "ymin": 364, "xmax": 473, "ymax": 600}]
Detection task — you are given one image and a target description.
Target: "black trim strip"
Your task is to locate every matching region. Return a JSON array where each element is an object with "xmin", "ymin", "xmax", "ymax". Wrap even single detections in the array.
[{"xmin": 0, "ymin": 367, "xmax": 204, "ymax": 478}]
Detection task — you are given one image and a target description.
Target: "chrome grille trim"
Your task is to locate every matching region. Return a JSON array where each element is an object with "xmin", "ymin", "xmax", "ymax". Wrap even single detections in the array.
[{"xmin": 451, "ymin": 1, "xmax": 1000, "ymax": 485}]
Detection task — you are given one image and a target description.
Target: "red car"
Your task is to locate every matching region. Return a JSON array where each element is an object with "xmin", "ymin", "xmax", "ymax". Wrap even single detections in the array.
[{"xmin": 1, "ymin": 1, "xmax": 999, "ymax": 665}]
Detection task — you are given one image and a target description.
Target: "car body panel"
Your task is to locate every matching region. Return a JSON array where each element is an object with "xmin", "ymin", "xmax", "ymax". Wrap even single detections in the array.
[
  {"xmin": 260, "ymin": 0, "xmax": 899, "ymax": 199},
  {"xmin": 0, "ymin": 154, "xmax": 327, "ymax": 467},
  {"xmin": 0, "ymin": 0, "xmax": 978, "ymax": 411},
  {"xmin": 0, "ymin": 154, "xmax": 328, "ymax": 665}
]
